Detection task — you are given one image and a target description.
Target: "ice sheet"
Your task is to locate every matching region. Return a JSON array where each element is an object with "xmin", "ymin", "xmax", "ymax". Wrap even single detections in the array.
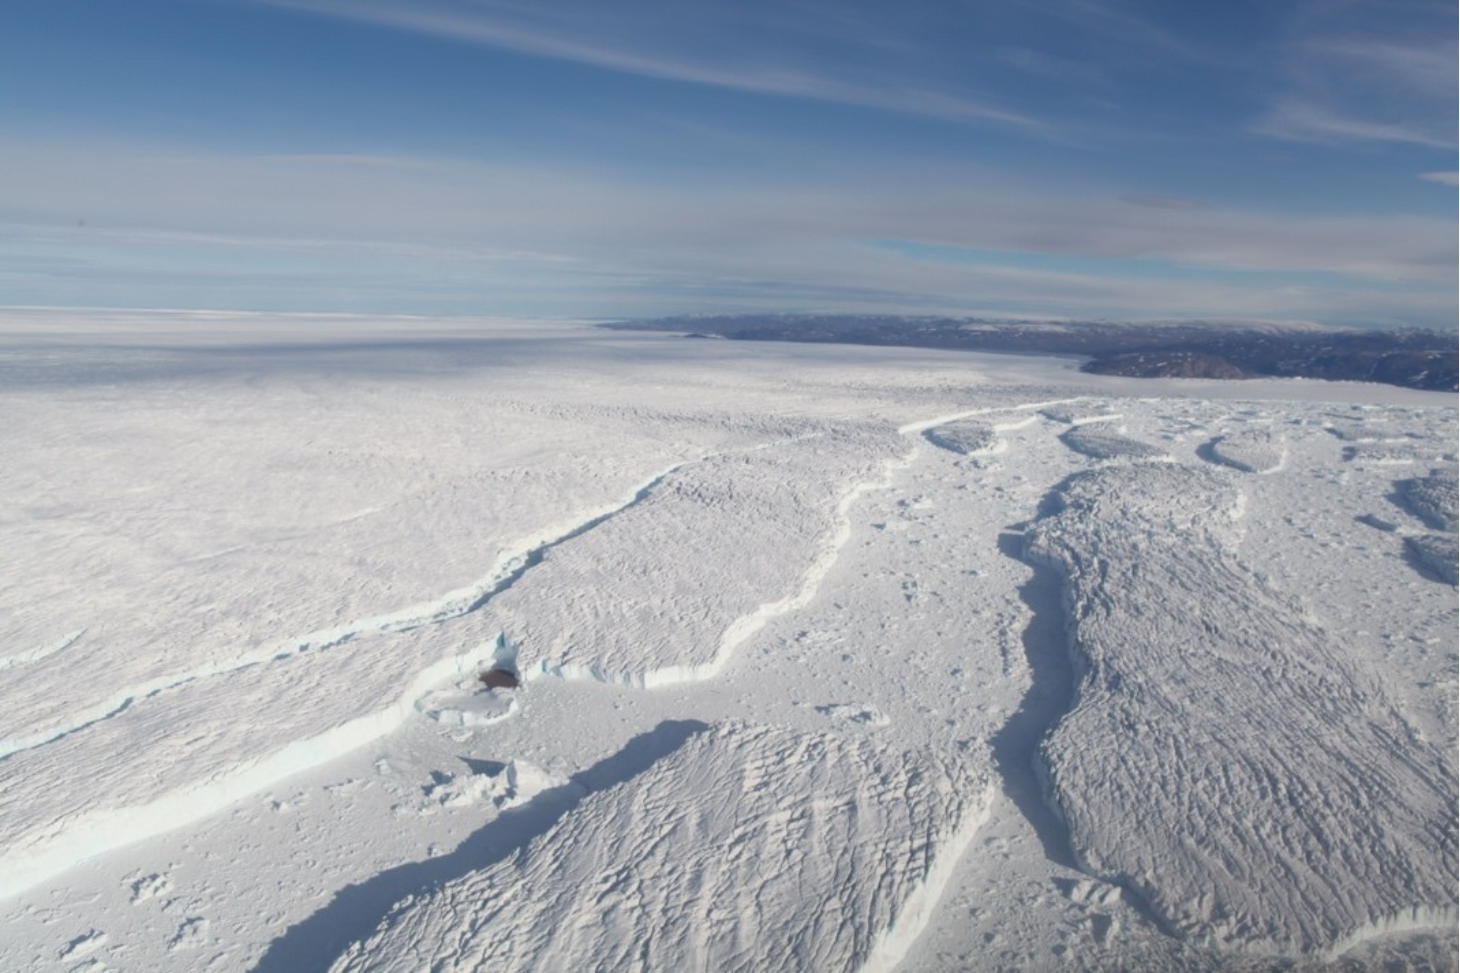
[{"xmin": 0, "ymin": 311, "xmax": 1453, "ymax": 973}]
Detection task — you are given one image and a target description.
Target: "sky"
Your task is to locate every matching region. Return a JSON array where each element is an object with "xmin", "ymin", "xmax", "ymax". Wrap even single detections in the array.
[{"xmin": 0, "ymin": 0, "xmax": 1455, "ymax": 327}]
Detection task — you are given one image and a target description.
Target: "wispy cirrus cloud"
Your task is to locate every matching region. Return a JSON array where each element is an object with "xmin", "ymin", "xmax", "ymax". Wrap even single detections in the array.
[
  {"xmin": 1257, "ymin": 99, "xmax": 1454, "ymax": 149},
  {"xmin": 261, "ymin": 0, "xmax": 1045, "ymax": 131},
  {"xmin": 1043, "ymin": 0, "xmax": 1212, "ymax": 63},
  {"xmin": 3, "ymin": 0, "xmax": 1450, "ymax": 325},
  {"xmin": 1255, "ymin": 6, "xmax": 1457, "ymax": 149},
  {"xmin": 0, "ymin": 136, "xmax": 1452, "ymax": 325},
  {"xmin": 4, "ymin": 137, "xmax": 1453, "ymax": 281}
]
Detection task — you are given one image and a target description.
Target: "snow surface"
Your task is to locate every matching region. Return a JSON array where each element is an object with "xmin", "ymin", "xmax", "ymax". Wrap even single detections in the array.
[
  {"xmin": 1025, "ymin": 464, "xmax": 1456, "ymax": 955},
  {"xmin": 1397, "ymin": 469, "xmax": 1460, "ymax": 533},
  {"xmin": 330, "ymin": 721, "xmax": 991, "ymax": 973},
  {"xmin": 1041, "ymin": 403, "xmax": 1122, "ymax": 426},
  {"xmin": 1059, "ymin": 424, "xmax": 1174, "ymax": 461},
  {"xmin": 924, "ymin": 419, "xmax": 1001, "ymax": 456},
  {"xmin": 0, "ymin": 310, "xmax": 1455, "ymax": 973},
  {"xmin": 492, "ymin": 427, "xmax": 908, "ymax": 686},
  {"xmin": 1204, "ymin": 427, "xmax": 1288, "ymax": 474},
  {"xmin": 1406, "ymin": 534, "xmax": 1460, "ymax": 586}
]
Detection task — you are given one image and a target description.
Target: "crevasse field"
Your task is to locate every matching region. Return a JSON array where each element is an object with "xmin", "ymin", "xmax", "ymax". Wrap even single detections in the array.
[{"xmin": 2, "ymin": 310, "xmax": 1455, "ymax": 973}]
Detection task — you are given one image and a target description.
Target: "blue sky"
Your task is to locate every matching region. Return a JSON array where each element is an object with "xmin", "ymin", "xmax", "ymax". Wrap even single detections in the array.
[{"xmin": 1, "ymin": 0, "xmax": 1454, "ymax": 327}]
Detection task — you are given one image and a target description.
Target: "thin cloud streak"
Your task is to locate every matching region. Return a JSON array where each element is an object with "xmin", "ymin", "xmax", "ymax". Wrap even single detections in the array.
[
  {"xmin": 263, "ymin": 0, "xmax": 1046, "ymax": 131},
  {"xmin": 1049, "ymin": 0, "xmax": 1214, "ymax": 63},
  {"xmin": 1, "ymin": 139, "xmax": 1452, "ymax": 284},
  {"xmin": 0, "ymin": 137, "xmax": 1452, "ymax": 326},
  {"xmin": 1255, "ymin": 99, "xmax": 1455, "ymax": 149},
  {"xmin": 1311, "ymin": 39, "xmax": 1456, "ymax": 98},
  {"xmin": 3, "ymin": 0, "xmax": 1451, "ymax": 326},
  {"xmin": 1255, "ymin": 11, "xmax": 1457, "ymax": 149},
  {"xmin": 8, "ymin": 219, "xmax": 1448, "ymax": 327}
]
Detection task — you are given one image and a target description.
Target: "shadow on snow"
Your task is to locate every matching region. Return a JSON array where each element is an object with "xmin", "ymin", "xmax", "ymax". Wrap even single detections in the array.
[{"xmin": 251, "ymin": 719, "xmax": 710, "ymax": 973}]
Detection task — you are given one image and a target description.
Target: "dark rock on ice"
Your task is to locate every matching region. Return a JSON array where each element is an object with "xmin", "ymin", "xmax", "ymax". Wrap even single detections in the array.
[{"xmin": 478, "ymin": 669, "xmax": 519, "ymax": 690}]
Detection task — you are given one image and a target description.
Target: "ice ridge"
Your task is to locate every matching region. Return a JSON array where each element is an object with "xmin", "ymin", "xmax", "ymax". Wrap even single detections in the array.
[
  {"xmin": 1024, "ymin": 463, "xmax": 1458, "ymax": 955},
  {"xmin": 0, "ymin": 629, "xmax": 85, "ymax": 672},
  {"xmin": 0, "ymin": 636, "xmax": 510, "ymax": 900},
  {"xmin": 0, "ymin": 461, "xmax": 694, "ymax": 762},
  {"xmin": 328, "ymin": 722, "xmax": 990, "ymax": 973},
  {"xmin": 526, "ymin": 439, "xmax": 913, "ymax": 689}
]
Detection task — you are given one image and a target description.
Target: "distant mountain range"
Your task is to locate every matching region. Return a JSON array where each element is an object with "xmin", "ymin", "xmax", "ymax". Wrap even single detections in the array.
[{"xmin": 603, "ymin": 315, "xmax": 1458, "ymax": 392}]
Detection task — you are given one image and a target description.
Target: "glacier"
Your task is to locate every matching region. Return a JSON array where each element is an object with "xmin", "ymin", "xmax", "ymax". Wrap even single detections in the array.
[{"xmin": 0, "ymin": 310, "xmax": 1453, "ymax": 973}]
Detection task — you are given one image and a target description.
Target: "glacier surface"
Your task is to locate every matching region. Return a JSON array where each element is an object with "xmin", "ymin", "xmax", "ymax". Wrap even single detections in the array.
[{"xmin": 0, "ymin": 311, "xmax": 1453, "ymax": 973}]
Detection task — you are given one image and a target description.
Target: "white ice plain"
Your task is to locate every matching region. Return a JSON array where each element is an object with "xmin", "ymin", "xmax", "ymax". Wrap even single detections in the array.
[{"xmin": 0, "ymin": 310, "xmax": 1455, "ymax": 973}]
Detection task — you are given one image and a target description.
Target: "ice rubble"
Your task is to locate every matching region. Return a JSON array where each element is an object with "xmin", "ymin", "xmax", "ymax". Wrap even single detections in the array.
[
  {"xmin": 923, "ymin": 420, "xmax": 1001, "ymax": 456},
  {"xmin": 414, "ymin": 758, "xmax": 566, "ymax": 814},
  {"xmin": 1405, "ymin": 534, "xmax": 1459, "ymax": 585},
  {"xmin": 1059, "ymin": 425, "xmax": 1173, "ymax": 461},
  {"xmin": 329, "ymin": 721, "xmax": 991, "ymax": 973},
  {"xmin": 1395, "ymin": 468, "xmax": 1459, "ymax": 532},
  {"xmin": 1342, "ymin": 443, "xmax": 1421, "ymax": 464},
  {"xmin": 1023, "ymin": 463, "xmax": 1458, "ymax": 954},
  {"xmin": 1204, "ymin": 429, "xmax": 1286, "ymax": 474},
  {"xmin": 1041, "ymin": 404, "xmax": 1121, "ymax": 425}
]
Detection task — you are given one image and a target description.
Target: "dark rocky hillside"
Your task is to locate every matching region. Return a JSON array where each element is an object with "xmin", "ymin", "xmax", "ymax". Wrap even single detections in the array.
[{"xmin": 604, "ymin": 315, "xmax": 1458, "ymax": 392}]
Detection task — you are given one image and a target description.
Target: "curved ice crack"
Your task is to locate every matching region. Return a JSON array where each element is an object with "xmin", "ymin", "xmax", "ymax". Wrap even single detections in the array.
[
  {"xmin": 0, "ymin": 635, "xmax": 513, "ymax": 900},
  {"xmin": 0, "ymin": 460, "xmax": 697, "ymax": 762},
  {"xmin": 528, "ymin": 445, "xmax": 915, "ymax": 690},
  {"xmin": 897, "ymin": 396, "xmax": 1093, "ymax": 436},
  {"xmin": 2, "ymin": 433, "xmax": 828, "ymax": 760},
  {"xmin": 0, "ymin": 629, "xmax": 86, "ymax": 672},
  {"xmin": 528, "ymin": 399, "xmax": 1095, "ymax": 692},
  {"xmin": 857, "ymin": 782, "xmax": 996, "ymax": 973}
]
